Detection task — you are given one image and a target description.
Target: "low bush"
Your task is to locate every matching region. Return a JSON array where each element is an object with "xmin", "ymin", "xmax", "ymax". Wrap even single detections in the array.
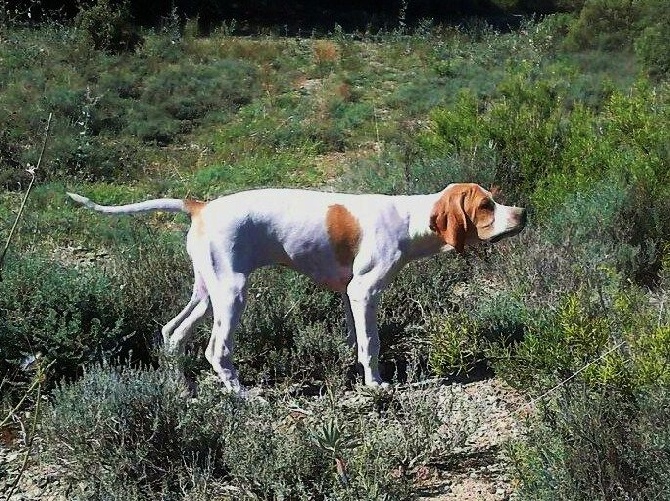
[
  {"xmin": 41, "ymin": 364, "xmax": 445, "ymax": 499},
  {"xmin": 564, "ymin": 0, "xmax": 641, "ymax": 51},
  {"xmin": 635, "ymin": 11, "xmax": 670, "ymax": 78},
  {"xmin": 510, "ymin": 383, "xmax": 670, "ymax": 500},
  {"xmin": 336, "ymin": 142, "xmax": 499, "ymax": 197},
  {"xmin": 230, "ymin": 269, "xmax": 348, "ymax": 386},
  {"xmin": 424, "ymin": 68, "xmax": 669, "ymax": 284},
  {"xmin": 0, "ymin": 218, "xmax": 192, "ymax": 395},
  {"xmin": 0, "ymin": 254, "xmax": 127, "ymax": 389}
]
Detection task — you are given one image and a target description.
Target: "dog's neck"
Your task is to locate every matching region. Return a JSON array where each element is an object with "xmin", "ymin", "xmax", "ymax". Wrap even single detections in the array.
[{"xmin": 393, "ymin": 192, "xmax": 451, "ymax": 260}]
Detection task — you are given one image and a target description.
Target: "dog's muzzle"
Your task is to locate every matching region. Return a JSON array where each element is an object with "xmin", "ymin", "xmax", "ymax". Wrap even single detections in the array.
[{"xmin": 489, "ymin": 208, "xmax": 527, "ymax": 243}]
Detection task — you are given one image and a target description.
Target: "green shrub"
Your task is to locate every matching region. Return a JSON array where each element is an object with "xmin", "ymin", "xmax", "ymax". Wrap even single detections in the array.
[
  {"xmin": 425, "ymin": 67, "xmax": 570, "ymax": 201},
  {"xmin": 425, "ymin": 69, "xmax": 669, "ymax": 284},
  {"xmin": 142, "ymin": 59, "xmax": 259, "ymax": 123},
  {"xmin": 0, "ymin": 254, "xmax": 126, "ymax": 387},
  {"xmin": 427, "ymin": 292, "xmax": 530, "ymax": 379},
  {"xmin": 564, "ymin": 0, "xmax": 641, "ymax": 51},
  {"xmin": 634, "ymin": 5, "xmax": 670, "ymax": 78},
  {"xmin": 0, "ymin": 213, "xmax": 194, "ymax": 392},
  {"xmin": 337, "ymin": 143, "xmax": 499, "ymax": 197},
  {"xmin": 428, "ymin": 313, "xmax": 483, "ymax": 377},
  {"xmin": 230, "ymin": 269, "xmax": 348, "ymax": 385},
  {"xmin": 75, "ymin": 0, "xmax": 142, "ymax": 54},
  {"xmin": 563, "ymin": 0, "xmax": 669, "ymax": 76},
  {"xmin": 510, "ymin": 384, "xmax": 670, "ymax": 500}
]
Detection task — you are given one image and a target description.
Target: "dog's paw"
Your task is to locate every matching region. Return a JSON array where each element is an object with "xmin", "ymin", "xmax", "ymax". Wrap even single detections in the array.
[
  {"xmin": 223, "ymin": 378, "xmax": 245, "ymax": 394},
  {"xmin": 366, "ymin": 380, "xmax": 393, "ymax": 392}
]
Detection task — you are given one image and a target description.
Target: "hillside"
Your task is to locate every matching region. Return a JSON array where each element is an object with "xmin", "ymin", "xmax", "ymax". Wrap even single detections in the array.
[{"xmin": 1, "ymin": 1, "xmax": 669, "ymax": 498}]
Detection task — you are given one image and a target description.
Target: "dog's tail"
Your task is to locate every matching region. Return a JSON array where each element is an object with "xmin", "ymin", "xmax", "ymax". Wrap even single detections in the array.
[{"xmin": 66, "ymin": 192, "xmax": 202, "ymax": 215}]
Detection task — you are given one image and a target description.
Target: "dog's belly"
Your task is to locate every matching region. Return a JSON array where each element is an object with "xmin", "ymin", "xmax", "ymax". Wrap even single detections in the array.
[
  {"xmin": 281, "ymin": 252, "xmax": 353, "ymax": 293},
  {"xmin": 314, "ymin": 270, "xmax": 354, "ymax": 292}
]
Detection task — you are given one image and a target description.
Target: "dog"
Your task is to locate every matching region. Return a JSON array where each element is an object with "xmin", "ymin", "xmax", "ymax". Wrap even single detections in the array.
[{"xmin": 68, "ymin": 183, "xmax": 526, "ymax": 393}]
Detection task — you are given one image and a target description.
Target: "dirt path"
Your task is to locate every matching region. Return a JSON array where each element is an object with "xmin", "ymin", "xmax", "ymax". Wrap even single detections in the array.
[{"xmin": 416, "ymin": 378, "xmax": 527, "ymax": 500}]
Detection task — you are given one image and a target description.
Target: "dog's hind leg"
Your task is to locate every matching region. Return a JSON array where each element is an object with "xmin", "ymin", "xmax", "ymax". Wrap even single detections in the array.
[
  {"xmin": 204, "ymin": 272, "xmax": 248, "ymax": 394},
  {"xmin": 162, "ymin": 272, "xmax": 210, "ymax": 355}
]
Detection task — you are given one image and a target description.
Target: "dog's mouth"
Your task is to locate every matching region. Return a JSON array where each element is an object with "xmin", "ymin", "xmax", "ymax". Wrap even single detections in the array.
[{"xmin": 488, "ymin": 224, "xmax": 525, "ymax": 244}]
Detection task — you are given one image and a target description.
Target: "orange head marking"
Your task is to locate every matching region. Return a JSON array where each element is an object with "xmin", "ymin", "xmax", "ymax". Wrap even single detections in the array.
[
  {"xmin": 326, "ymin": 204, "xmax": 361, "ymax": 266},
  {"xmin": 429, "ymin": 183, "xmax": 494, "ymax": 253}
]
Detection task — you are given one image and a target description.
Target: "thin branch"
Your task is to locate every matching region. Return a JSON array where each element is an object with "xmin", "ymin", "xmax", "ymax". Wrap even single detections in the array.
[
  {"xmin": 0, "ymin": 360, "xmax": 55, "ymax": 429},
  {"xmin": 0, "ymin": 113, "xmax": 52, "ymax": 281},
  {"xmin": 3, "ymin": 359, "xmax": 49, "ymax": 501}
]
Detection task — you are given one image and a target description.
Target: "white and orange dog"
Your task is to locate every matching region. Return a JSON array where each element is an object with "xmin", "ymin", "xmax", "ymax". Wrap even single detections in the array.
[{"xmin": 68, "ymin": 183, "xmax": 526, "ymax": 393}]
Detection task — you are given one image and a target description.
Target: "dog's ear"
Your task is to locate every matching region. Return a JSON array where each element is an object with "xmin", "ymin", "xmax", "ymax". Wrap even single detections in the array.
[{"xmin": 430, "ymin": 188, "xmax": 468, "ymax": 253}]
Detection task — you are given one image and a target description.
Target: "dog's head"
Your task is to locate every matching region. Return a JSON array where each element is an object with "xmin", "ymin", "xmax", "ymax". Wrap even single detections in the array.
[{"xmin": 429, "ymin": 183, "xmax": 526, "ymax": 253}]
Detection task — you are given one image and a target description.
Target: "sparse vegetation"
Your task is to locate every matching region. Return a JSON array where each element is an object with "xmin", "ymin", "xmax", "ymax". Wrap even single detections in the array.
[{"xmin": 1, "ymin": 0, "xmax": 669, "ymax": 498}]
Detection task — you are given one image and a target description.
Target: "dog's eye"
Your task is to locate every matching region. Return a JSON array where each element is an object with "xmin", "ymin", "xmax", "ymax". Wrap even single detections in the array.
[{"xmin": 479, "ymin": 199, "xmax": 494, "ymax": 212}]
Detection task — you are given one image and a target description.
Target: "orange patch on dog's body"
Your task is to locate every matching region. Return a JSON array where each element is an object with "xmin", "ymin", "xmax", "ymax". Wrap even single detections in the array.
[
  {"xmin": 326, "ymin": 204, "xmax": 361, "ymax": 266},
  {"xmin": 184, "ymin": 199, "xmax": 206, "ymax": 216},
  {"xmin": 184, "ymin": 199, "xmax": 207, "ymax": 237}
]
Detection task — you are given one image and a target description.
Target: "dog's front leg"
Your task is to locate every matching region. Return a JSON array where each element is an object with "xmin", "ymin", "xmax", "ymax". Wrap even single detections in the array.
[
  {"xmin": 346, "ymin": 280, "xmax": 387, "ymax": 388},
  {"xmin": 341, "ymin": 292, "xmax": 357, "ymax": 349}
]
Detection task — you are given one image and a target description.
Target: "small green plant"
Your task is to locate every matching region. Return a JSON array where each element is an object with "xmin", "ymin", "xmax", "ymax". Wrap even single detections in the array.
[
  {"xmin": 428, "ymin": 313, "xmax": 482, "ymax": 377},
  {"xmin": 311, "ymin": 417, "xmax": 360, "ymax": 486}
]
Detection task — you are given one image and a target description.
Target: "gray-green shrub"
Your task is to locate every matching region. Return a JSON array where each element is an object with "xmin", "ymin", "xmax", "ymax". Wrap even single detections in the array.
[
  {"xmin": 41, "ymin": 365, "xmax": 444, "ymax": 499},
  {"xmin": 510, "ymin": 384, "xmax": 670, "ymax": 500}
]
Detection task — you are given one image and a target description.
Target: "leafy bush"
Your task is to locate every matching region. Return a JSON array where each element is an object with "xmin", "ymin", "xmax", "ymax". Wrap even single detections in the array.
[
  {"xmin": 425, "ymin": 68, "xmax": 669, "ymax": 284},
  {"xmin": 0, "ymin": 254, "xmax": 126, "ymax": 387},
  {"xmin": 564, "ymin": 0, "xmax": 641, "ymax": 51},
  {"xmin": 142, "ymin": 59, "xmax": 259, "ymax": 123},
  {"xmin": 635, "ymin": 10, "xmax": 670, "ymax": 78},
  {"xmin": 0, "ymin": 216, "xmax": 194, "ymax": 393},
  {"xmin": 43, "ymin": 366, "xmax": 223, "ymax": 499}
]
